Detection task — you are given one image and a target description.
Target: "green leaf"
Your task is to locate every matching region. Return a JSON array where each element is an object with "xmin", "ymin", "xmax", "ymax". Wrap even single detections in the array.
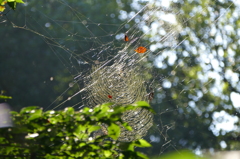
[
  {"xmin": 6, "ymin": 0, "xmax": 24, "ymax": 10},
  {"xmin": 136, "ymin": 139, "xmax": 151, "ymax": 147},
  {"xmin": 107, "ymin": 123, "xmax": 120, "ymax": 140},
  {"xmin": 88, "ymin": 125, "xmax": 101, "ymax": 133},
  {"xmin": 132, "ymin": 101, "xmax": 150, "ymax": 107},
  {"xmin": 104, "ymin": 150, "xmax": 112, "ymax": 157},
  {"xmin": 20, "ymin": 106, "xmax": 39, "ymax": 114},
  {"xmin": 64, "ymin": 107, "xmax": 74, "ymax": 115},
  {"xmin": 100, "ymin": 102, "xmax": 114, "ymax": 107},
  {"xmin": 0, "ymin": 0, "xmax": 5, "ymax": 5},
  {"xmin": 60, "ymin": 143, "xmax": 68, "ymax": 150},
  {"xmin": 15, "ymin": 0, "xmax": 24, "ymax": 3},
  {"xmin": 0, "ymin": 95, "xmax": 12, "ymax": 99},
  {"xmin": 74, "ymin": 125, "xmax": 90, "ymax": 139},
  {"xmin": 0, "ymin": 5, "xmax": 5, "ymax": 12},
  {"xmin": 122, "ymin": 122, "xmax": 132, "ymax": 131},
  {"xmin": 7, "ymin": 1, "xmax": 16, "ymax": 10},
  {"xmin": 7, "ymin": 0, "xmax": 24, "ymax": 2},
  {"xmin": 75, "ymin": 125, "xmax": 87, "ymax": 133},
  {"xmin": 48, "ymin": 117, "xmax": 58, "ymax": 124},
  {"xmin": 5, "ymin": 146, "xmax": 14, "ymax": 155},
  {"xmin": 79, "ymin": 142, "xmax": 86, "ymax": 147},
  {"xmin": 135, "ymin": 152, "xmax": 149, "ymax": 159},
  {"xmin": 99, "ymin": 103, "xmax": 112, "ymax": 113},
  {"xmin": 128, "ymin": 101, "xmax": 155, "ymax": 114},
  {"xmin": 82, "ymin": 107, "xmax": 90, "ymax": 113},
  {"xmin": 159, "ymin": 150, "xmax": 208, "ymax": 159},
  {"xmin": 127, "ymin": 143, "xmax": 135, "ymax": 151},
  {"xmin": 28, "ymin": 109, "xmax": 42, "ymax": 120},
  {"xmin": 119, "ymin": 142, "xmax": 134, "ymax": 151},
  {"xmin": 89, "ymin": 144, "xmax": 100, "ymax": 150}
]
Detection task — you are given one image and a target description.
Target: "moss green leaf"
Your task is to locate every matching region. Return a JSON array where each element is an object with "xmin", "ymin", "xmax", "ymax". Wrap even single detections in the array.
[
  {"xmin": 7, "ymin": 1, "xmax": 16, "ymax": 10},
  {"xmin": 20, "ymin": 106, "xmax": 39, "ymax": 114},
  {"xmin": 88, "ymin": 125, "xmax": 101, "ymax": 133},
  {"xmin": 136, "ymin": 139, "xmax": 151, "ymax": 147},
  {"xmin": 159, "ymin": 150, "xmax": 208, "ymax": 159},
  {"xmin": 136, "ymin": 151, "xmax": 149, "ymax": 159},
  {"xmin": 28, "ymin": 109, "xmax": 42, "ymax": 121},
  {"xmin": 15, "ymin": 0, "xmax": 24, "ymax": 3},
  {"xmin": 108, "ymin": 123, "xmax": 120, "ymax": 140},
  {"xmin": 64, "ymin": 107, "xmax": 74, "ymax": 115},
  {"xmin": 133, "ymin": 101, "xmax": 150, "ymax": 107},
  {"xmin": 104, "ymin": 150, "xmax": 112, "ymax": 157},
  {"xmin": 0, "ymin": 95, "xmax": 12, "ymax": 99}
]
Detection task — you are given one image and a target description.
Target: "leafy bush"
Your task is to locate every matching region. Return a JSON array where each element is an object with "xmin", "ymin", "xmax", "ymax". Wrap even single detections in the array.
[{"xmin": 0, "ymin": 101, "xmax": 153, "ymax": 158}]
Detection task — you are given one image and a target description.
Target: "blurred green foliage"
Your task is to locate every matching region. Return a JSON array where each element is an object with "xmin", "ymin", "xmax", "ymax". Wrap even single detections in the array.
[
  {"xmin": 156, "ymin": 150, "xmax": 208, "ymax": 159},
  {"xmin": 142, "ymin": 0, "xmax": 240, "ymax": 155}
]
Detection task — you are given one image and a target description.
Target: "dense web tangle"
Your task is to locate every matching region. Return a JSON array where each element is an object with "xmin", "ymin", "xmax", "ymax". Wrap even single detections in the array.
[
  {"xmin": 1, "ymin": 0, "xmax": 239, "ymax": 156},
  {"xmin": 84, "ymin": 54, "xmax": 153, "ymax": 141}
]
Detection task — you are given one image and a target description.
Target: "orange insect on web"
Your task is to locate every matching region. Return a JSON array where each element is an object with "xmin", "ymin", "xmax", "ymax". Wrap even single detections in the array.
[
  {"xmin": 135, "ymin": 46, "xmax": 147, "ymax": 53},
  {"xmin": 124, "ymin": 35, "xmax": 129, "ymax": 41},
  {"xmin": 108, "ymin": 95, "xmax": 112, "ymax": 99}
]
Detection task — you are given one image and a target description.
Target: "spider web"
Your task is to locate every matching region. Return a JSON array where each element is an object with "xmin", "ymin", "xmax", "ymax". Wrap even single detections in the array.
[{"xmin": 1, "ymin": 0, "xmax": 238, "ymax": 157}]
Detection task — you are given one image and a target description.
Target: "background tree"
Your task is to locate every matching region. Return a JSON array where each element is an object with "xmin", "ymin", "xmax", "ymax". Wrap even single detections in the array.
[{"xmin": 140, "ymin": 0, "xmax": 240, "ymax": 156}]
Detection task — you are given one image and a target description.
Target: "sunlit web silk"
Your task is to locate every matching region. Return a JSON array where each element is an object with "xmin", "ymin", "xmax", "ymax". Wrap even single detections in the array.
[{"xmin": 84, "ymin": 53, "xmax": 153, "ymax": 142}]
